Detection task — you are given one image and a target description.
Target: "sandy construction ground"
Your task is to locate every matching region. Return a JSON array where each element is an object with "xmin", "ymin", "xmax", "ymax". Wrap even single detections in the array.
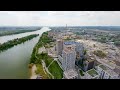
[{"xmin": 30, "ymin": 65, "xmax": 37, "ymax": 79}]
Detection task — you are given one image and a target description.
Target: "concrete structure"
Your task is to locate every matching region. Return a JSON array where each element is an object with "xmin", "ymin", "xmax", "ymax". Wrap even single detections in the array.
[
  {"xmin": 57, "ymin": 40, "xmax": 84, "ymax": 79},
  {"xmin": 63, "ymin": 69, "xmax": 78, "ymax": 79},
  {"xmin": 85, "ymin": 69, "xmax": 99, "ymax": 79},
  {"xmin": 63, "ymin": 42, "xmax": 76, "ymax": 51},
  {"xmin": 47, "ymin": 46, "xmax": 57, "ymax": 58},
  {"xmin": 75, "ymin": 43, "xmax": 84, "ymax": 60},
  {"xmin": 64, "ymin": 41, "xmax": 84, "ymax": 60},
  {"xmin": 96, "ymin": 64, "xmax": 119, "ymax": 79},
  {"xmin": 62, "ymin": 47, "xmax": 76, "ymax": 71},
  {"xmin": 58, "ymin": 41, "xmax": 84, "ymax": 72},
  {"xmin": 48, "ymin": 31, "xmax": 54, "ymax": 38},
  {"xmin": 83, "ymin": 57, "xmax": 95, "ymax": 71},
  {"xmin": 56, "ymin": 39, "xmax": 63, "ymax": 56}
]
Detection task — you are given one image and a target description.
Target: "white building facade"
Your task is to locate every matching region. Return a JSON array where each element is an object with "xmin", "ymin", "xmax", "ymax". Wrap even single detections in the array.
[{"xmin": 62, "ymin": 48, "xmax": 76, "ymax": 71}]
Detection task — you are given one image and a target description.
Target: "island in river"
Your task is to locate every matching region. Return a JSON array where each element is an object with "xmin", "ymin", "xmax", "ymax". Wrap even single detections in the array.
[{"xmin": 0, "ymin": 27, "xmax": 50, "ymax": 79}]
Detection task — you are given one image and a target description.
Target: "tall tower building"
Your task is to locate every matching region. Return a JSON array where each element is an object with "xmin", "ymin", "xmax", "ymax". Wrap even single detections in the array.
[
  {"xmin": 56, "ymin": 39, "xmax": 63, "ymax": 56},
  {"xmin": 62, "ymin": 47, "xmax": 76, "ymax": 71}
]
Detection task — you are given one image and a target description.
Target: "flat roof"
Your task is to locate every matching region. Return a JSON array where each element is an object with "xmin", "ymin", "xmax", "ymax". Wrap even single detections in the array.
[
  {"xmin": 64, "ymin": 69, "xmax": 78, "ymax": 79},
  {"xmin": 64, "ymin": 41, "xmax": 81, "ymax": 45},
  {"xmin": 99, "ymin": 64, "xmax": 107, "ymax": 70},
  {"xmin": 63, "ymin": 48, "xmax": 75, "ymax": 53},
  {"xmin": 87, "ymin": 69, "xmax": 98, "ymax": 77},
  {"xmin": 99, "ymin": 64, "xmax": 118, "ymax": 76},
  {"xmin": 86, "ymin": 59, "xmax": 94, "ymax": 63}
]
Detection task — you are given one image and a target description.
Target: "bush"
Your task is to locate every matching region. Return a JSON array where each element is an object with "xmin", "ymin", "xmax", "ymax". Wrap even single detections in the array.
[
  {"xmin": 0, "ymin": 34, "xmax": 38, "ymax": 52},
  {"xmin": 93, "ymin": 50, "xmax": 106, "ymax": 58},
  {"xmin": 114, "ymin": 41, "xmax": 120, "ymax": 46},
  {"xmin": 35, "ymin": 70, "xmax": 39, "ymax": 74},
  {"xmin": 84, "ymin": 49, "xmax": 87, "ymax": 55},
  {"xmin": 28, "ymin": 64, "xmax": 33, "ymax": 68}
]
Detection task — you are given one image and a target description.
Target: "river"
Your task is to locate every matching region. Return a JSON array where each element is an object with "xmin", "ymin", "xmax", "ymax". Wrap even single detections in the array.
[{"xmin": 0, "ymin": 27, "xmax": 51, "ymax": 79}]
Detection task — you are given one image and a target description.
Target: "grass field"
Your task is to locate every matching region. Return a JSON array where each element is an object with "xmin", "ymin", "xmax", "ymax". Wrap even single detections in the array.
[{"xmin": 48, "ymin": 61, "xmax": 63, "ymax": 79}]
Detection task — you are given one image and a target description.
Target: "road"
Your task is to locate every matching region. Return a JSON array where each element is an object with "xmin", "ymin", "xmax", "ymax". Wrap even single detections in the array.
[{"xmin": 41, "ymin": 60, "xmax": 54, "ymax": 79}]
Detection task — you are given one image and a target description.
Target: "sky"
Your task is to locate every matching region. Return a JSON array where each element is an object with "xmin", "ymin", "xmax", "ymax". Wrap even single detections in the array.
[{"xmin": 0, "ymin": 11, "xmax": 120, "ymax": 26}]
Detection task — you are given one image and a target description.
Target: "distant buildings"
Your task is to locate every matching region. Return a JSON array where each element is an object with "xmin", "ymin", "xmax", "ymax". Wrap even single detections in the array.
[
  {"xmin": 48, "ymin": 26, "xmax": 120, "ymax": 79},
  {"xmin": 48, "ymin": 31, "xmax": 54, "ymax": 38}
]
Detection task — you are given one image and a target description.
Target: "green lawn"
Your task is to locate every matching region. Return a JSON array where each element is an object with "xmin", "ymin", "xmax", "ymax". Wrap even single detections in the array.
[
  {"xmin": 48, "ymin": 61, "xmax": 63, "ymax": 79},
  {"xmin": 87, "ymin": 69, "xmax": 98, "ymax": 77},
  {"xmin": 45, "ymin": 57, "xmax": 53, "ymax": 67}
]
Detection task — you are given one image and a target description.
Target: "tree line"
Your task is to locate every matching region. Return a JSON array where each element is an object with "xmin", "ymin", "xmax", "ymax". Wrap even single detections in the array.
[{"xmin": 0, "ymin": 34, "xmax": 39, "ymax": 53}]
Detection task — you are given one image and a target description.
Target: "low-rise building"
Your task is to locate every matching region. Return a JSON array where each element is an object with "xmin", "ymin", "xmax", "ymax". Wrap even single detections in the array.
[
  {"xmin": 83, "ymin": 58, "xmax": 95, "ymax": 71},
  {"xmin": 96, "ymin": 64, "xmax": 119, "ymax": 79},
  {"xmin": 63, "ymin": 69, "xmax": 78, "ymax": 79},
  {"xmin": 38, "ymin": 46, "xmax": 47, "ymax": 54},
  {"xmin": 85, "ymin": 69, "xmax": 99, "ymax": 79}
]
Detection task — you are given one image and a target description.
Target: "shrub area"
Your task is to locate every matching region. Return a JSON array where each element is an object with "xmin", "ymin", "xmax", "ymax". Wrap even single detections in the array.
[
  {"xmin": 0, "ymin": 34, "xmax": 39, "ymax": 53},
  {"xmin": 93, "ymin": 50, "xmax": 106, "ymax": 58}
]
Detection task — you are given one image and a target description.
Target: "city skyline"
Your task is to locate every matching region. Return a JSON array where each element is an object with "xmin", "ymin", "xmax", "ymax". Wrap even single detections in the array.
[{"xmin": 0, "ymin": 11, "xmax": 120, "ymax": 26}]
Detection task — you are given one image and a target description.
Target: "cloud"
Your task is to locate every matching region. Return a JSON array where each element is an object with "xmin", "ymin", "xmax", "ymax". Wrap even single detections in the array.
[{"xmin": 0, "ymin": 11, "xmax": 120, "ymax": 26}]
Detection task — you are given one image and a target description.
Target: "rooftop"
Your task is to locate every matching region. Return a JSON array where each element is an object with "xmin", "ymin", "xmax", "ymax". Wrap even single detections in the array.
[
  {"xmin": 63, "ymin": 48, "xmax": 75, "ymax": 53},
  {"xmin": 87, "ymin": 69, "xmax": 98, "ymax": 77},
  {"xmin": 99, "ymin": 64, "xmax": 107, "ymax": 70},
  {"xmin": 86, "ymin": 58, "xmax": 95, "ymax": 63},
  {"xmin": 64, "ymin": 69, "xmax": 78, "ymax": 79},
  {"xmin": 99, "ymin": 64, "xmax": 118, "ymax": 76},
  {"xmin": 57, "ymin": 39, "xmax": 63, "ymax": 42},
  {"xmin": 64, "ymin": 41, "xmax": 81, "ymax": 45},
  {"xmin": 107, "ymin": 70, "xmax": 118, "ymax": 77}
]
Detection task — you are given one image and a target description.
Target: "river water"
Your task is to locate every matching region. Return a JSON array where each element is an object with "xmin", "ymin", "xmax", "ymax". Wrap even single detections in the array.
[{"xmin": 0, "ymin": 27, "xmax": 50, "ymax": 79}]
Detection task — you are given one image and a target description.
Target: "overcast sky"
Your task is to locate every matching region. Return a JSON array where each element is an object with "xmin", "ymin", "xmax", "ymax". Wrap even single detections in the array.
[{"xmin": 0, "ymin": 11, "xmax": 120, "ymax": 26}]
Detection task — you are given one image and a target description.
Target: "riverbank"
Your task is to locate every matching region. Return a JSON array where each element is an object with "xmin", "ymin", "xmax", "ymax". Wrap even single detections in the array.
[
  {"xmin": 30, "ymin": 64, "xmax": 37, "ymax": 79},
  {"xmin": 29, "ymin": 31, "xmax": 63, "ymax": 79}
]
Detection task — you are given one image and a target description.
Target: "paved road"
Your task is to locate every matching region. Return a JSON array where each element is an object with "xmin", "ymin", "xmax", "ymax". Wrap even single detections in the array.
[
  {"xmin": 47, "ymin": 60, "xmax": 55, "ymax": 68},
  {"xmin": 42, "ymin": 60, "xmax": 54, "ymax": 79}
]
